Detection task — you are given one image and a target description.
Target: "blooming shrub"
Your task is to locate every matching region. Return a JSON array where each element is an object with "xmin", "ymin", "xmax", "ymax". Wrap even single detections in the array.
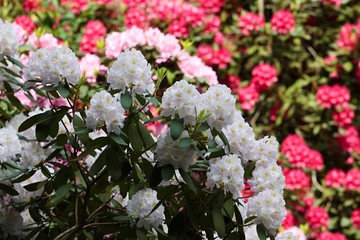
[{"xmin": 1, "ymin": 0, "xmax": 360, "ymax": 239}]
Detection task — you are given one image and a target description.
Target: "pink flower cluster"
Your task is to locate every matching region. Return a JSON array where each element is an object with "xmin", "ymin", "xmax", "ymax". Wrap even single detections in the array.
[
  {"xmin": 61, "ymin": 0, "xmax": 89, "ymax": 14},
  {"xmin": 105, "ymin": 27, "xmax": 218, "ymax": 85},
  {"xmin": 197, "ymin": 44, "xmax": 232, "ymax": 69},
  {"xmin": 281, "ymin": 134, "xmax": 324, "ymax": 170},
  {"xmin": 270, "ymin": 10, "xmax": 296, "ymax": 35},
  {"xmin": 337, "ymin": 22, "xmax": 360, "ymax": 51},
  {"xmin": 194, "ymin": 0, "xmax": 224, "ymax": 13},
  {"xmin": 321, "ymin": 0, "xmax": 342, "ymax": 7},
  {"xmin": 238, "ymin": 12, "xmax": 265, "ymax": 36},
  {"xmin": 79, "ymin": 54, "xmax": 107, "ymax": 83},
  {"xmin": 283, "ymin": 168, "xmax": 311, "ymax": 190},
  {"xmin": 318, "ymin": 232, "xmax": 347, "ymax": 240},
  {"xmin": 351, "ymin": 208, "xmax": 360, "ymax": 228},
  {"xmin": 14, "ymin": 15, "xmax": 36, "ymax": 33},
  {"xmin": 316, "ymin": 84, "xmax": 350, "ymax": 109},
  {"xmin": 325, "ymin": 168, "xmax": 360, "ymax": 190},
  {"xmin": 336, "ymin": 126, "xmax": 360, "ymax": 154},
  {"xmin": 332, "ymin": 107, "xmax": 354, "ymax": 127},
  {"xmin": 80, "ymin": 20, "xmax": 107, "ymax": 54},
  {"xmin": 123, "ymin": 0, "xmax": 207, "ymax": 38},
  {"xmin": 305, "ymin": 207, "xmax": 329, "ymax": 231},
  {"xmin": 238, "ymin": 63, "xmax": 278, "ymax": 111}
]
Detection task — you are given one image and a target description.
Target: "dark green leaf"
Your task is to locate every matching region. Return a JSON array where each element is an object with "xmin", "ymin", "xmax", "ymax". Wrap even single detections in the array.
[
  {"xmin": 179, "ymin": 169, "xmax": 197, "ymax": 193},
  {"xmin": 256, "ymin": 224, "xmax": 268, "ymax": 240},
  {"xmin": 161, "ymin": 165, "xmax": 175, "ymax": 181},
  {"xmin": 105, "ymin": 147, "xmax": 124, "ymax": 180},
  {"xmin": 170, "ymin": 117, "xmax": 183, "ymax": 140},
  {"xmin": 45, "ymin": 183, "xmax": 72, "ymax": 208},
  {"xmin": 0, "ymin": 183, "xmax": 19, "ymax": 196},
  {"xmin": 121, "ymin": 92, "xmax": 132, "ymax": 109},
  {"xmin": 213, "ymin": 204, "xmax": 225, "ymax": 238},
  {"xmin": 129, "ymin": 120, "xmax": 143, "ymax": 155},
  {"xmin": 179, "ymin": 137, "xmax": 193, "ymax": 148}
]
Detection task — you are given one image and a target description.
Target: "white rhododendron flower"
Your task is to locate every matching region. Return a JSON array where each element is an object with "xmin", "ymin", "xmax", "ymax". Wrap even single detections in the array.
[
  {"xmin": 248, "ymin": 162, "xmax": 285, "ymax": 193},
  {"xmin": 86, "ymin": 90, "xmax": 126, "ymax": 134},
  {"xmin": 246, "ymin": 189, "xmax": 286, "ymax": 234},
  {"xmin": 206, "ymin": 154, "xmax": 245, "ymax": 199},
  {"xmin": 107, "ymin": 48, "xmax": 154, "ymax": 96},
  {"xmin": 156, "ymin": 129, "xmax": 196, "ymax": 171},
  {"xmin": 161, "ymin": 79, "xmax": 203, "ymax": 125},
  {"xmin": 0, "ymin": 19, "xmax": 19, "ymax": 60},
  {"xmin": 0, "ymin": 126, "xmax": 21, "ymax": 162},
  {"xmin": 276, "ymin": 232, "xmax": 298, "ymax": 240},
  {"xmin": 23, "ymin": 46, "xmax": 81, "ymax": 86},
  {"xmin": 202, "ymin": 84, "xmax": 236, "ymax": 131},
  {"xmin": 126, "ymin": 189, "xmax": 164, "ymax": 229},
  {"xmin": 216, "ymin": 111, "xmax": 256, "ymax": 163}
]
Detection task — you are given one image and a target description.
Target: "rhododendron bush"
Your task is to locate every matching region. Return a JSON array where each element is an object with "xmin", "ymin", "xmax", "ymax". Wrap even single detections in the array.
[{"xmin": 1, "ymin": 0, "xmax": 360, "ymax": 239}]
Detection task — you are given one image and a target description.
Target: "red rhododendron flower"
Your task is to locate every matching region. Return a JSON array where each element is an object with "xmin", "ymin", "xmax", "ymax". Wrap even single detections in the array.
[
  {"xmin": 337, "ymin": 23, "xmax": 358, "ymax": 51},
  {"xmin": 282, "ymin": 209, "xmax": 295, "ymax": 229},
  {"xmin": 332, "ymin": 107, "xmax": 355, "ymax": 127},
  {"xmin": 283, "ymin": 168, "xmax": 311, "ymax": 190},
  {"xmin": 325, "ymin": 169, "xmax": 346, "ymax": 188},
  {"xmin": 344, "ymin": 168, "xmax": 360, "ymax": 191},
  {"xmin": 238, "ymin": 12, "xmax": 265, "ymax": 36},
  {"xmin": 251, "ymin": 63, "xmax": 278, "ymax": 91},
  {"xmin": 318, "ymin": 232, "xmax": 347, "ymax": 240},
  {"xmin": 271, "ymin": 10, "xmax": 295, "ymax": 34},
  {"xmin": 238, "ymin": 84, "xmax": 260, "ymax": 111},
  {"xmin": 316, "ymin": 84, "xmax": 350, "ymax": 109},
  {"xmin": 305, "ymin": 207, "xmax": 329, "ymax": 230},
  {"xmin": 351, "ymin": 208, "xmax": 360, "ymax": 228},
  {"xmin": 14, "ymin": 15, "xmax": 36, "ymax": 33},
  {"xmin": 336, "ymin": 126, "xmax": 360, "ymax": 154},
  {"xmin": 125, "ymin": 8, "xmax": 148, "ymax": 29}
]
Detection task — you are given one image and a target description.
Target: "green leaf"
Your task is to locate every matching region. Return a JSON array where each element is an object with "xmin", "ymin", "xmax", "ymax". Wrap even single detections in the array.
[
  {"xmin": 105, "ymin": 147, "xmax": 125, "ymax": 180},
  {"xmin": 23, "ymin": 180, "xmax": 47, "ymax": 191},
  {"xmin": 45, "ymin": 183, "xmax": 72, "ymax": 208},
  {"xmin": 244, "ymin": 216, "xmax": 257, "ymax": 224},
  {"xmin": 256, "ymin": 224, "xmax": 268, "ymax": 240},
  {"xmin": 56, "ymin": 134, "xmax": 68, "ymax": 146},
  {"xmin": 109, "ymin": 133, "xmax": 127, "ymax": 146},
  {"xmin": 170, "ymin": 117, "xmax": 184, "ymax": 140},
  {"xmin": 179, "ymin": 137, "xmax": 193, "ymax": 148},
  {"xmin": 149, "ymin": 165, "xmax": 163, "ymax": 188},
  {"xmin": 0, "ymin": 183, "xmax": 19, "ymax": 196},
  {"xmin": 129, "ymin": 120, "xmax": 143, "ymax": 155},
  {"xmin": 121, "ymin": 92, "xmax": 132, "ymax": 109},
  {"xmin": 89, "ymin": 149, "xmax": 106, "ymax": 175},
  {"xmin": 161, "ymin": 165, "xmax": 175, "ymax": 181},
  {"xmin": 179, "ymin": 169, "xmax": 197, "ymax": 193},
  {"xmin": 213, "ymin": 204, "xmax": 225, "ymax": 238},
  {"xmin": 73, "ymin": 114, "xmax": 89, "ymax": 144},
  {"xmin": 7, "ymin": 56, "xmax": 24, "ymax": 68},
  {"xmin": 57, "ymin": 83, "xmax": 70, "ymax": 98}
]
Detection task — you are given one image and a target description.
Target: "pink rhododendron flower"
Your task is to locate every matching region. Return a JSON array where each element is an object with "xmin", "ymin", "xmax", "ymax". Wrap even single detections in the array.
[
  {"xmin": 305, "ymin": 207, "xmax": 329, "ymax": 231},
  {"xmin": 14, "ymin": 15, "xmax": 36, "ymax": 33},
  {"xmin": 271, "ymin": 10, "xmax": 295, "ymax": 34},
  {"xmin": 79, "ymin": 54, "xmax": 107, "ymax": 83},
  {"xmin": 316, "ymin": 84, "xmax": 350, "ymax": 109},
  {"xmin": 238, "ymin": 84, "xmax": 260, "ymax": 111},
  {"xmin": 125, "ymin": 7, "xmax": 148, "ymax": 29},
  {"xmin": 26, "ymin": 33, "xmax": 61, "ymax": 49},
  {"xmin": 318, "ymin": 232, "xmax": 347, "ymax": 240},
  {"xmin": 61, "ymin": 0, "xmax": 90, "ymax": 14},
  {"xmin": 344, "ymin": 168, "xmax": 360, "ymax": 191},
  {"xmin": 238, "ymin": 12, "xmax": 265, "ymax": 36},
  {"xmin": 325, "ymin": 169, "xmax": 346, "ymax": 188},
  {"xmin": 251, "ymin": 63, "xmax": 278, "ymax": 91},
  {"xmin": 277, "ymin": 227, "xmax": 306, "ymax": 240},
  {"xmin": 332, "ymin": 107, "xmax": 354, "ymax": 127},
  {"xmin": 337, "ymin": 23, "xmax": 358, "ymax": 51},
  {"xmin": 322, "ymin": 0, "xmax": 342, "ymax": 7},
  {"xmin": 283, "ymin": 168, "xmax": 311, "ymax": 190},
  {"xmin": 336, "ymin": 126, "xmax": 360, "ymax": 153},
  {"xmin": 351, "ymin": 208, "xmax": 360, "ymax": 228},
  {"xmin": 80, "ymin": 20, "xmax": 106, "ymax": 54}
]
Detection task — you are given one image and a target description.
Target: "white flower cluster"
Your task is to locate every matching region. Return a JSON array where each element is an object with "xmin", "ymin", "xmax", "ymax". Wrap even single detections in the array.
[
  {"xmin": 0, "ymin": 19, "xmax": 19, "ymax": 60},
  {"xmin": 247, "ymin": 163, "xmax": 285, "ymax": 193},
  {"xmin": 275, "ymin": 232, "xmax": 297, "ymax": 240},
  {"xmin": 161, "ymin": 82, "xmax": 236, "ymax": 130},
  {"xmin": 206, "ymin": 154, "xmax": 244, "ymax": 199},
  {"xmin": 126, "ymin": 189, "xmax": 164, "ymax": 229},
  {"xmin": 20, "ymin": 142, "xmax": 50, "ymax": 169},
  {"xmin": 216, "ymin": 111, "xmax": 256, "ymax": 163},
  {"xmin": 13, "ymin": 170, "xmax": 48, "ymax": 203},
  {"xmin": 202, "ymin": 85, "xmax": 236, "ymax": 131},
  {"xmin": 23, "ymin": 46, "xmax": 81, "ymax": 86},
  {"xmin": 0, "ymin": 205, "xmax": 23, "ymax": 238},
  {"xmin": 107, "ymin": 48, "xmax": 154, "ymax": 96},
  {"xmin": 161, "ymin": 80, "xmax": 202, "ymax": 125},
  {"xmin": 155, "ymin": 129, "xmax": 196, "ymax": 171},
  {"xmin": 246, "ymin": 189, "xmax": 286, "ymax": 234},
  {"xmin": 0, "ymin": 126, "xmax": 21, "ymax": 163},
  {"xmin": 86, "ymin": 90, "xmax": 126, "ymax": 135}
]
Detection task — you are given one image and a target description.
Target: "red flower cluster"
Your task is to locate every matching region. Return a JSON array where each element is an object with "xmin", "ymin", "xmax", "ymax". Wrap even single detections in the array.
[
  {"xmin": 238, "ymin": 12, "xmax": 265, "ymax": 36},
  {"xmin": 337, "ymin": 23, "xmax": 359, "ymax": 51},
  {"xmin": 61, "ymin": 0, "xmax": 89, "ymax": 14},
  {"xmin": 282, "ymin": 209, "xmax": 295, "ymax": 229},
  {"xmin": 281, "ymin": 134, "xmax": 324, "ymax": 170},
  {"xmin": 344, "ymin": 168, "xmax": 360, "ymax": 191},
  {"xmin": 332, "ymin": 107, "xmax": 355, "ymax": 127},
  {"xmin": 270, "ymin": 10, "xmax": 295, "ymax": 35},
  {"xmin": 14, "ymin": 15, "xmax": 36, "ymax": 33},
  {"xmin": 283, "ymin": 168, "xmax": 311, "ymax": 190},
  {"xmin": 197, "ymin": 45, "xmax": 232, "ymax": 69},
  {"xmin": 351, "ymin": 208, "xmax": 360, "ymax": 228},
  {"xmin": 125, "ymin": 8, "xmax": 148, "ymax": 29},
  {"xmin": 336, "ymin": 126, "xmax": 360, "ymax": 154},
  {"xmin": 238, "ymin": 63, "xmax": 278, "ymax": 111},
  {"xmin": 316, "ymin": 84, "xmax": 350, "ymax": 109},
  {"xmin": 305, "ymin": 207, "xmax": 329, "ymax": 231},
  {"xmin": 194, "ymin": 0, "xmax": 224, "ymax": 13},
  {"xmin": 80, "ymin": 20, "xmax": 107, "ymax": 54},
  {"xmin": 324, "ymin": 169, "xmax": 346, "ymax": 188},
  {"xmin": 318, "ymin": 232, "xmax": 347, "ymax": 240}
]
